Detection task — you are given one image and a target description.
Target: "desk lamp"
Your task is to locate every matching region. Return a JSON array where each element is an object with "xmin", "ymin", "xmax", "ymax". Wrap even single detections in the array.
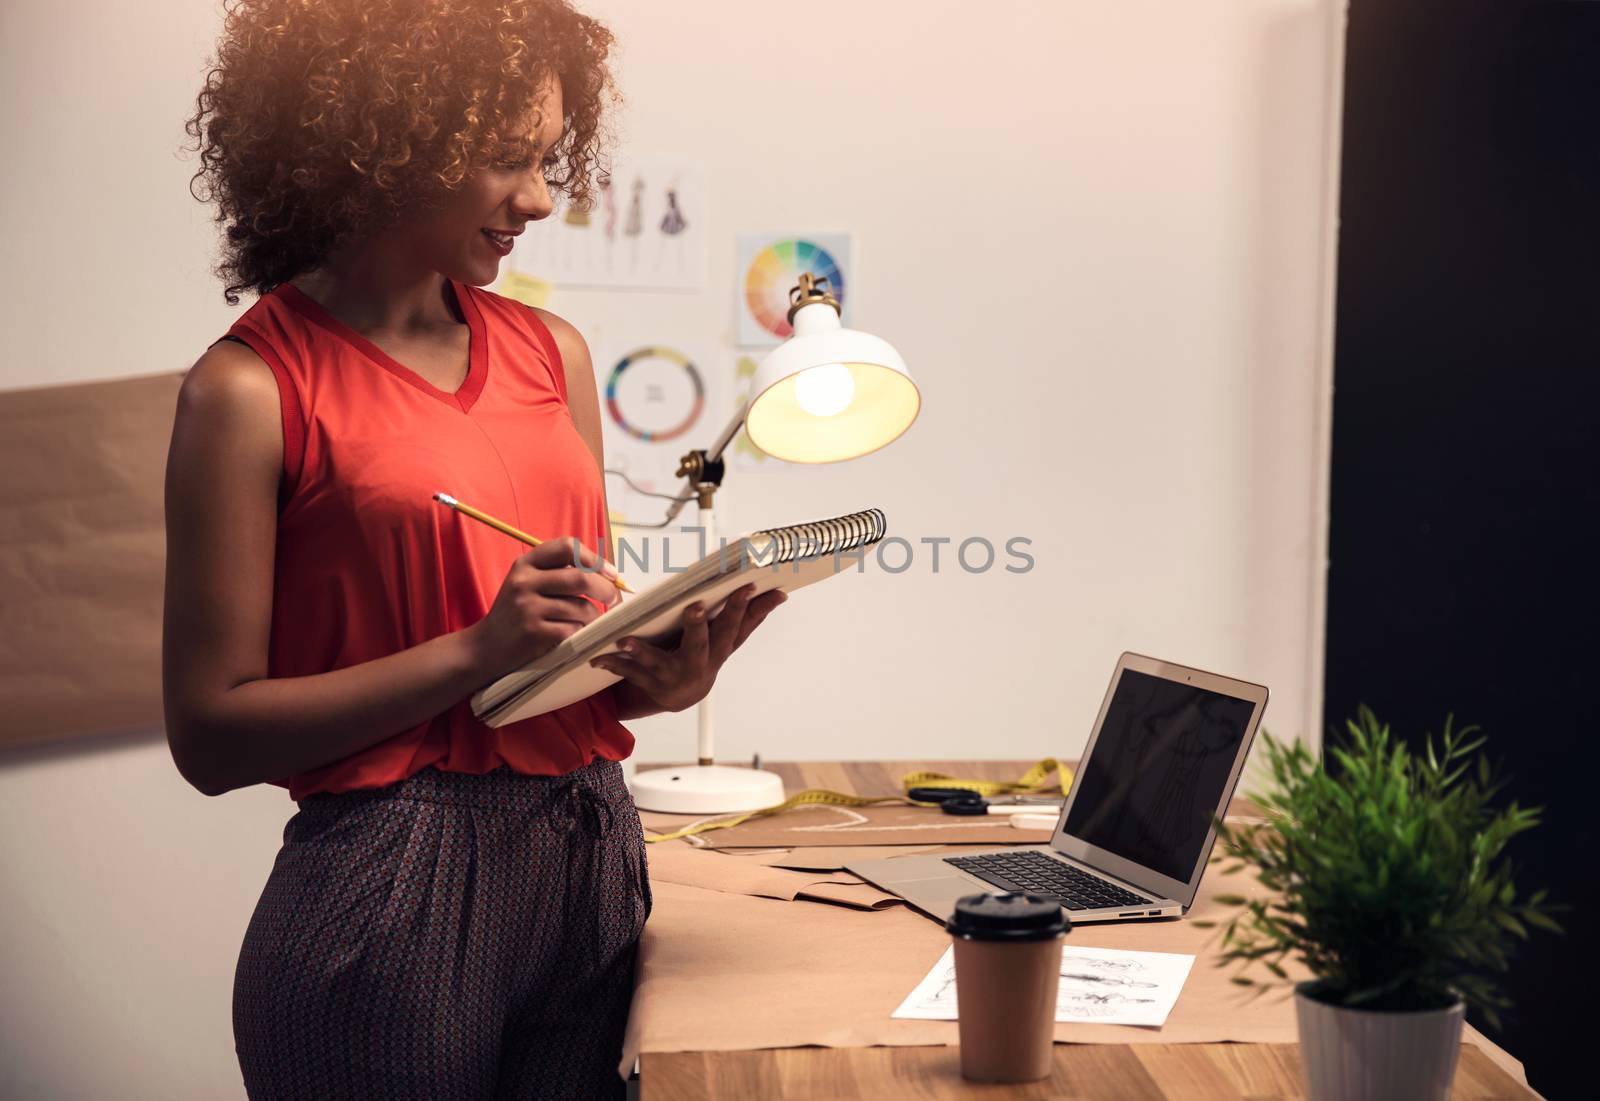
[{"xmin": 627, "ymin": 274, "xmax": 921, "ymax": 813}]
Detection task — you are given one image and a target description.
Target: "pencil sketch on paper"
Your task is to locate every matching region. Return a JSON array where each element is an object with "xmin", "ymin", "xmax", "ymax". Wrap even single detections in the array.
[
  {"xmin": 1061, "ymin": 990, "xmax": 1158, "ymax": 1006},
  {"xmin": 892, "ymin": 944, "xmax": 1197, "ymax": 1028},
  {"xmin": 1060, "ymin": 952, "xmax": 1147, "ymax": 974},
  {"xmin": 1060, "ymin": 971, "xmax": 1160, "ymax": 989}
]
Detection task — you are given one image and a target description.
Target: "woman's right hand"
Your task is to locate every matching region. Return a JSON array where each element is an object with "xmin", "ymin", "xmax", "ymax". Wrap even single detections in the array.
[{"xmin": 466, "ymin": 538, "xmax": 621, "ymax": 679}]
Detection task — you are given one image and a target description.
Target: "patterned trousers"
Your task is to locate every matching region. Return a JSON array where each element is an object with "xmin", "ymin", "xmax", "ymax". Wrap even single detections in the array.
[{"xmin": 233, "ymin": 757, "xmax": 651, "ymax": 1100}]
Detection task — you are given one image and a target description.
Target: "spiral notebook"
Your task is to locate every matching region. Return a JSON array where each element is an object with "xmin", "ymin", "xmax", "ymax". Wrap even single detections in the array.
[{"xmin": 471, "ymin": 508, "xmax": 887, "ymax": 726}]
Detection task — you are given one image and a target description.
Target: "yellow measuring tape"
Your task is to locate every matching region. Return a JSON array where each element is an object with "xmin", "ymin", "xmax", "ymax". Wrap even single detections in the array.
[{"xmin": 643, "ymin": 758, "xmax": 1075, "ymax": 844}]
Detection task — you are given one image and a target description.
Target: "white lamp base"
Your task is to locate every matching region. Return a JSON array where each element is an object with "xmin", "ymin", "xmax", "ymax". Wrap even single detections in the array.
[{"xmin": 628, "ymin": 764, "xmax": 787, "ymax": 814}]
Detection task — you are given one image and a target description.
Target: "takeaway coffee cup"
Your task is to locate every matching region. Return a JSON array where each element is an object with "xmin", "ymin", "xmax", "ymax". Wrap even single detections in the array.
[{"xmin": 945, "ymin": 891, "xmax": 1069, "ymax": 1083}]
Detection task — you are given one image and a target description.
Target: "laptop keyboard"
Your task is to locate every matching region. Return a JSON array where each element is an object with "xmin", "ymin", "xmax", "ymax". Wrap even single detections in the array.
[{"xmin": 944, "ymin": 850, "xmax": 1154, "ymax": 911}]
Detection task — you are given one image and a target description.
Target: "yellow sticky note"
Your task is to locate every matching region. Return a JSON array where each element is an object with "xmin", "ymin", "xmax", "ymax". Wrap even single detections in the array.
[{"xmin": 498, "ymin": 270, "xmax": 552, "ymax": 308}]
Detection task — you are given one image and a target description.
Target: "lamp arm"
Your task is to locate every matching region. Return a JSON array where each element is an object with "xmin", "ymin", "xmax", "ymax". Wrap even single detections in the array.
[
  {"xmin": 703, "ymin": 402, "xmax": 749, "ymax": 465},
  {"xmin": 655, "ymin": 403, "xmax": 747, "ymax": 527}
]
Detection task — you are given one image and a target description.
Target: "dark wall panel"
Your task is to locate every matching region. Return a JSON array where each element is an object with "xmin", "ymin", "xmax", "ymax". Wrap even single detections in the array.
[{"xmin": 1326, "ymin": 1, "xmax": 1598, "ymax": 1095}]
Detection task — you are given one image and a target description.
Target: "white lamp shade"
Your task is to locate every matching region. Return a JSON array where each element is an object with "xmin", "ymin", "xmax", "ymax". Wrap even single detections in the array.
[{"xmin": 744, "ymin": 302, "xmax": 921, "ymax": 463}]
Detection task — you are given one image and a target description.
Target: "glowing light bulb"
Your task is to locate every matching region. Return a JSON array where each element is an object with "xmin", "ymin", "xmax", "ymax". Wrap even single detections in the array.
[{"xmin": 793, "ymin": 363, "xmax": 855, "ymax": 417}]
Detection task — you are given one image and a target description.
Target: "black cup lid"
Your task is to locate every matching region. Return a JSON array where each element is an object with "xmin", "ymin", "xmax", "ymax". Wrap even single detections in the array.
[{"xmin": 946, "ymin": 892, "xmax": 1070, "ymax": 941}]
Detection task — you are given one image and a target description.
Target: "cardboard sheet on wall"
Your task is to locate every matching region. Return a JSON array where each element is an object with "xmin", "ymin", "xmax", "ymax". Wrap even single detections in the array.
[{"xmin": 0, "ymin": 372, "xmax": 182, "ymax": 747}]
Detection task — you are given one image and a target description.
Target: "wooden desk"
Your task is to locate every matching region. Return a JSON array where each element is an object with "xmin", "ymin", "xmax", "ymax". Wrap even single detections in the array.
[
  {"xmin": 643, "ymin": 1045, "xmax": 1525, "ymax": 1100},
  {"xmin": 633, "ymin": 761, "xmax": 1535, "ymax": 1101}
]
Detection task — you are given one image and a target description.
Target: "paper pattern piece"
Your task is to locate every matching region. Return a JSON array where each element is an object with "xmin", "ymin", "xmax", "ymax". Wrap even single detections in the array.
[
  {"xmin": 754, "ymin": 845, "xmax": 949, "ymax": 871},
  {"xmin": 736, "ymin": 232, "xmax": 852, "ymax": 346},
  {"xmin": 645, "ymin": 846, "xmax": 902, "ymax": 911},
  {"xmin": 507, "ymin": 150, "xmax": 704, "ymax": 290},
  {"xmin": 644, "ymin": 802, "xmax": 1054, "ymax": 848},
  {"xmin": 893, "ymin": 944, "xmax": 1196, "ymax": 1028}
]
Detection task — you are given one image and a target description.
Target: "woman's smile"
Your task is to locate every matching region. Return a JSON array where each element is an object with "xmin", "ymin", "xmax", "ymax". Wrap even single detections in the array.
[{"xmin": 481, "ymin": 227, "xmax": 519, "ymax": 254}]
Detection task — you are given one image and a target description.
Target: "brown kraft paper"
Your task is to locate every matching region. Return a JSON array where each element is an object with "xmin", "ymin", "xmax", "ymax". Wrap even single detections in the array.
[
  {"xmin": 618, "ymin": 862, "xmax": 1530, "ymax": 1088},
  {"xmin": 0, "ymin": 372, "xmax": 183, "ymax": 747},
  {"xmin": 643, "ymin": 841, "xmax": 954, "ymax": 870},
  {"xmin": 645, "ymin": 845, "xmax": 902, "ymax": 910},
  {"xmin": 753, "ymin": 845, "xmax": 950, "ymax": 870},
  {"xmin": 644, "ymin": 802, "xmax": 1055, "ymax": 848}
]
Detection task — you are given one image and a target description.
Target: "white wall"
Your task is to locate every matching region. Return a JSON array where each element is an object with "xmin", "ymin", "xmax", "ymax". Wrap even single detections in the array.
[{"xmin": 0, "ymin": 1, "xmax": 1343, "ymax": 1096}]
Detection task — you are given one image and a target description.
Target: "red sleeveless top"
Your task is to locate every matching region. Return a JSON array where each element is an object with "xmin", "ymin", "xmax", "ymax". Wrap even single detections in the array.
[{"xmin": 223, "ymin": 278, "xmax": 633, "ymax": 800}]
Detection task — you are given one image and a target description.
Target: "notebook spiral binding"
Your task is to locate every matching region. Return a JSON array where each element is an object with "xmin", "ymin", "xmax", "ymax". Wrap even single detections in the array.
[
  {"xmin": 755, "ymin": 508, "xmax": 886, "ymax": 565},
  {"xmin": 473, "ymin": 507, "xmax": 889, "ymax": 724}
]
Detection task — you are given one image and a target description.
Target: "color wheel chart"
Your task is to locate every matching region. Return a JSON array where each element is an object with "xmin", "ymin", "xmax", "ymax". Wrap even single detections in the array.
[
  {"xmin": 736, "ymin": 233, "xmax": 851, "ymax": 345},
  {"xmin": 603, "ymin": 346, "xmax": 706, "ymax": 443}
]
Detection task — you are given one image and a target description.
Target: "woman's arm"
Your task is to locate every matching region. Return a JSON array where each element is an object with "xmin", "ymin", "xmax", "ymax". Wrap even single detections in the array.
[
  {"xmin": 161, "ymin": 341, "xmax": 617, "ymax": 795},
  {"xmin": 537, "ymin": 309, "xmax": 784, "ymax": 721}
]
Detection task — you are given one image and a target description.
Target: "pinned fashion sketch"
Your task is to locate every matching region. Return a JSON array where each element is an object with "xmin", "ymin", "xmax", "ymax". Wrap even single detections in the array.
[
  {"xmin": 507, "ymin": 150, "xmax": 704, "ymax": 290},
  {"xmin": 601, "ymin": 176, "xmax": 618, "ymax": 272},
  {"xmin": 654, "ymin": 183, "xmax": 690, "ymax": 277},
  {"xmin": 622, "ymin": 178, "xmax": 644, "ymax": 273},
  {"xmin": 659, "ymin": 188, "xmax": 686, "ymax": 234},
  {"xmin": 560, "ymin": 194, "xmax": 598, "ymax": 269}
]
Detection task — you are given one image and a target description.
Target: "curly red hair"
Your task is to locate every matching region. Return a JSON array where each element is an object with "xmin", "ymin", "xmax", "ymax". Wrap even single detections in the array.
[{"xmin": 185, "ymin": 0, "xmax": 616, "ymax": 304}]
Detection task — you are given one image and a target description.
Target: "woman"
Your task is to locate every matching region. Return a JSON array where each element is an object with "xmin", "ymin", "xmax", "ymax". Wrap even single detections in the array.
[{"xmin": 167, "ymin": 2, "xmax": 783, "ymax": 1097}]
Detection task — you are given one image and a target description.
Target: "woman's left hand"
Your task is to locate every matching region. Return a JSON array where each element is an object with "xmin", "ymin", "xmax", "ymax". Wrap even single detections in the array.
[{"xmin": 589, "ymin": 583, "xmax": 786, "ymax": 713}]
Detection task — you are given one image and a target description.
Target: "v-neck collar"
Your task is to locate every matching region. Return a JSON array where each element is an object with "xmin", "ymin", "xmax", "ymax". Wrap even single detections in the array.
[{"xmin": 275, "ymin": 278, "xmax": 489, "ymax": 413}]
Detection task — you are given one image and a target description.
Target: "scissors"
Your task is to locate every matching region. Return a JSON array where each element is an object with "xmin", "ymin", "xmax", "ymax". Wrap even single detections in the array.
[{"xmin": 908, "ymin": 787, "xmax": 1065, "ymax": 816}]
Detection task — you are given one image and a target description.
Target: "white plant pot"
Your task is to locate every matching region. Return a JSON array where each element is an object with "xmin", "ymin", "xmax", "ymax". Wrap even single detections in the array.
[{"xmin": 1295, "ymin": 984, "xmax": 1465, "ymax": 1101}]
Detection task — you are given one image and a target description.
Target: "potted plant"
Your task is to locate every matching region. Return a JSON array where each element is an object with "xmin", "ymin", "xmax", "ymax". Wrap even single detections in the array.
[{"xmin": 1199, "ymin": 707, "xmax": 1560, "ymax": 1101}]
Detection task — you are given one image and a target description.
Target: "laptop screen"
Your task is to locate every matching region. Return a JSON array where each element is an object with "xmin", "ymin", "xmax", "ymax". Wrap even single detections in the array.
[{"xmin": 1061, "ymin": 668, "xmax": 1258, "ymax": 883}]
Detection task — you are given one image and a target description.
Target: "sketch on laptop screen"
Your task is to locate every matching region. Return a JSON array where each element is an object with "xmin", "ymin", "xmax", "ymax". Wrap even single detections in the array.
[{"xmin": 1062, "ymin": 669, "xmax": 1257, "ymax": 881}]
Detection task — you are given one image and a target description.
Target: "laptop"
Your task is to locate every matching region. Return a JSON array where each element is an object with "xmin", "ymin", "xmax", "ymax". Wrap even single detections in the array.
[{"xmin": 846, "ymin": 653, "xmax": 1268, "ymax": 924}]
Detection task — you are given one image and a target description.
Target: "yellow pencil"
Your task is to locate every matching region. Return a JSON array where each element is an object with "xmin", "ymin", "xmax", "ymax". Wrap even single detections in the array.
[{"xmin": 433, "ymin": 492, "xmax": 634, "ymax": 593}]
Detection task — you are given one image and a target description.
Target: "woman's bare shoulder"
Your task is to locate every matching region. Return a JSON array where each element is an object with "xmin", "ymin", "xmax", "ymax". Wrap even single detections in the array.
[
  {"xmin": 177, "ymin": 338, "xmax": 279, "ymax": 426},
  {"xmin": 171, "ymin": 339, "xmax": 283, "ymax": 473},
  {"xmin": 529, "ymin": 307, "xmax": 590, "ymax": 360}
]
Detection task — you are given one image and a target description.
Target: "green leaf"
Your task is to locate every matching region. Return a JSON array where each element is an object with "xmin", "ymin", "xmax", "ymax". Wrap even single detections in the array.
[
  {"xmin": 1207, "ymin": 707, "xmax": 1555, "ymax": 1020},
  {"xmin": 1524, "ymin": 910, "xmax": 1563, "ymax": 934},
  {"xmin": 1493, "ymin": 912, "xmax": 1528, "ymax": 939}
]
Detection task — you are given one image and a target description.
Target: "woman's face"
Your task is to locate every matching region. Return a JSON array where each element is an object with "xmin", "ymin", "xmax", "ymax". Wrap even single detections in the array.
[{"xmin": 410, "ymin": 76, "xmax": 566, "ymax": 287}]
